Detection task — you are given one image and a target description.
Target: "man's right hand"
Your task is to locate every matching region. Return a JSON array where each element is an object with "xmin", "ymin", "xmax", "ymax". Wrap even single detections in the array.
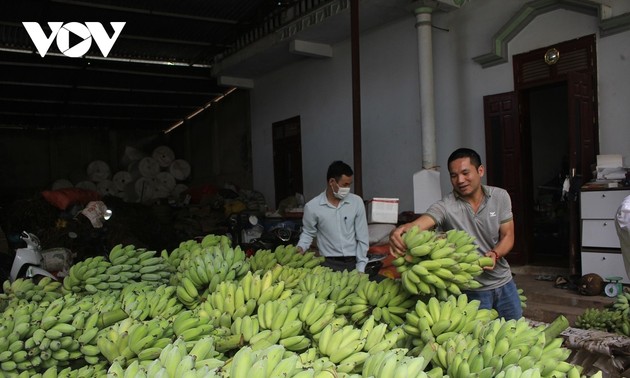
[{"xmin": 389, "ymin": 225, "xmax": 408, "ymax": 258}]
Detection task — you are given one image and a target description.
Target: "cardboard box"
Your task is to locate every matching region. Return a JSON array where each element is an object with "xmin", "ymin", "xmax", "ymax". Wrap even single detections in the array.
[{"xmin": 367, "ymin": 198, "xmax": 399, "ymax": 224}]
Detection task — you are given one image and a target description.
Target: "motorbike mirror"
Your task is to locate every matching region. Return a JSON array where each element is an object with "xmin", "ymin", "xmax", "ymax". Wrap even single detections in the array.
[
  {"xmin": 103, "ymin": 209, "xmax": 113, "ymax": 221},
  {"xmin": 248, "ymin": 215, "xmax": 258, "ymax": 226}
]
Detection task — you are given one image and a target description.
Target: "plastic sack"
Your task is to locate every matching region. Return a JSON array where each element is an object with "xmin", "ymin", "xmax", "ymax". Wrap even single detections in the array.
[{"xmin": 615, "ymin": 195, "xmax": 630, "ymax": 278}]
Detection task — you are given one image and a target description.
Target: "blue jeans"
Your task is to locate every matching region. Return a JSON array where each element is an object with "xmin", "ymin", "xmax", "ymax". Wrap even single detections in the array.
[{"xmin": 463, "ymin": 278, "xmax": 523, "ymax": 320}]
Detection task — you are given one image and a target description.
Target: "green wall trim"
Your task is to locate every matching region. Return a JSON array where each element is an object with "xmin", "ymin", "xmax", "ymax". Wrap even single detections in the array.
[{"xmin": 473, "ymin": 0, "xmax": 630, "ymax": 68}]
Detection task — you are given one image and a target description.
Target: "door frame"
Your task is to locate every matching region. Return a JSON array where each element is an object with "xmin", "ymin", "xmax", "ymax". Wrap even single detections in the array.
[{"xmin": 484, "ymin": 35, "xmax": 598, "ymax": 270}]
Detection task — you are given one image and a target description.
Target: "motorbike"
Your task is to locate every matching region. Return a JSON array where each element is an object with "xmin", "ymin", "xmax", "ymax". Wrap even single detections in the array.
[{"xmin": 9, "ymin": 231, "xmax": 58, "ymax": 282}]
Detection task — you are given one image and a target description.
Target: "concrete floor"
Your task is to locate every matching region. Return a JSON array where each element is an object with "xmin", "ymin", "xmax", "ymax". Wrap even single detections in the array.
[{"xmin": 511, "ymin": 265, "xmax": 616, "ymax": 326}]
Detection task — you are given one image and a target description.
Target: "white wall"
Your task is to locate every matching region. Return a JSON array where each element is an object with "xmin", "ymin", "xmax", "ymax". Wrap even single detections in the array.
[{"xmin": 250, "ymin": 0, "xmax": 630, "ymax": 211}]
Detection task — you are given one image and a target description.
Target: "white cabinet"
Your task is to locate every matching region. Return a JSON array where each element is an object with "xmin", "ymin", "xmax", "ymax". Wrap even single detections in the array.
[
  {"xmin": 580, "ymin": 188, "xmax": 630, "ymax": 284},
  {"xmin": 581, "ymin": 251, "xmax": 630, "ymax": 283}
]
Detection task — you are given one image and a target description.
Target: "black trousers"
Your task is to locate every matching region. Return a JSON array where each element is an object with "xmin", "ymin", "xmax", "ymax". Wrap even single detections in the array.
[{"xmin": 322, "ymin": 256, "xmax": 356, "ymax": 272}]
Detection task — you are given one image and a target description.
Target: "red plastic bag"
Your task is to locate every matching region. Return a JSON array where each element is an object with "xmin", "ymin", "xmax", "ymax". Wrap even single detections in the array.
[{"xmin": 41, "ymin": 188, "xmax": 101, "ymax": 210}]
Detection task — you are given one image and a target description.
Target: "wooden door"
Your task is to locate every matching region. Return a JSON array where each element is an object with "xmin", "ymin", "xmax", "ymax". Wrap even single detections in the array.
[
  {"xmin": 567, "ymin": 71, "xmax": 598, "ymax": 274},
  {"xmin": 483, "ymin": 92, "xmax": 528, "ymax": 265},
  {"xmin": 272, "ymin": 116, "xmax": 303, "ymax": 208}
]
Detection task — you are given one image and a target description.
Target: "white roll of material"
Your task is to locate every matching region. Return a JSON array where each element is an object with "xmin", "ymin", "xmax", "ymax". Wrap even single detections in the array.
[
  {"xmin": 87, "ymin": 160, "xmax": 111, "ymax": 182},
  {"xmin": 135, "ymin": 177, "xmax": 157, "ymax": 202},
  {"xmin": 96, "ymin": 180, "xmax": 117, "ymax": 196},
  {"xmin": 138, "ymin": 157, "xmax": 160, "ymax": 178},
  {"xmin": 154, "ymin": 172, "xmax": 176, "ymax": 192},
  {"xmin": 172, "ymin": 184, "xmax": 188, "ymax": 198},
  {"xmin": 152, "ymin": 145, "xmax": 176, "ymax": 168},
  {"xmin": 75, "ymin": 181, "xmax": 97, "ymax": 192},
  {"xmin": 112, "ymin": 171, "xmax": 133, "ymax": 192},
  {"xmin": 169, "ymin": 159, "xmax": 191, "ymax": 181},
  {"xmin": 51, "ymin": 179, "xmax": 73, "ymax": 190}
]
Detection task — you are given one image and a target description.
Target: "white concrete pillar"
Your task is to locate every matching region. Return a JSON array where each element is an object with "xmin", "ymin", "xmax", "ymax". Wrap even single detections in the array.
[{"xmin": 414, "ymin": 7, "xmax": 437, "ymax": 170}]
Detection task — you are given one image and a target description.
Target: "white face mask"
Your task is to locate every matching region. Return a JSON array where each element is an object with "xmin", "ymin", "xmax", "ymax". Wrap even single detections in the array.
[{"xmin": 333, "ymin": 183, "xmax": 351, "ymax": 200}]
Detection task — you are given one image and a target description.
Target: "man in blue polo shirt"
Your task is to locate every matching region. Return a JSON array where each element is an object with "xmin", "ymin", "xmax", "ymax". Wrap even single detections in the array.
[{"xmin": 297, "ymin": 161, "xmax": 369, "ymax": 273}]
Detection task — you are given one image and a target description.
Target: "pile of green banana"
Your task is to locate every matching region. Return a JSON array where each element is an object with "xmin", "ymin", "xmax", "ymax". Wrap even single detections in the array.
[
  {"xmin": 393, "ymin": 227, "xmax": 494, "ymax": 299},
  {"xmin": 0, "ymin": 277, "xmax": 62, "ymax": 303},
  {"xmin": 431, "ymin": 316, "xmax": 581, "ymax": 378},
  {"xmin": 336, "ymin": 278, "xmax": 416, "ymax": 329},
  {"xmin": 0, "ymin": 233, "xmax": 609, "ymax": 377},
  {"xmin": 249, "ymin": 244, "xmax": 325, "ymax": 271}
]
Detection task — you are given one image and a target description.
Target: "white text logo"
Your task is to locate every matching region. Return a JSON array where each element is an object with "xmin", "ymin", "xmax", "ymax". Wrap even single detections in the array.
[{"xmin": 23, "ymin": 22, "xmax": 126, "ymax": 58}]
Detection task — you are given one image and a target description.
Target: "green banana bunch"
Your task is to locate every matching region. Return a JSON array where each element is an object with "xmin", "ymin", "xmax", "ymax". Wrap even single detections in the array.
[
  {"xmin": 247, "ymin": 248, "xmax": 277, "ymax": 271},
  {"xmin": 171, "ymin": 310, "xmax": 214, "ymax": 342},
  {"xmin": 120, "ymin": 282, "xmax": 178, "ymax": 320},
  {"xmin": 1, "ymin": 276, "xmax": 63, "ymax": 303},
  {"xmin": 108, "ymin": 244, "xmax": 169, "ymax": 286},
  {"xmin": 269, "ymin": 265, "xmax": 312, "ymax": 289},
  {"xmin": 298, "ymin": 293, "xmax": 337, "ymax": 337},
  {"xmin": 0, "ymin": 292, "xmax": 99, "ymax": 374},
  {"xmin": 317, "ymin": 324, "xmax": 368, "ymax": 373},
  {"xmin": 253, "ymin": 299, "xmax": 309, "ymax": 351},
  {"xmin": 34, "ymin": 364, "xmax": 109, "ymax": 378},
  {"xmin": 238, "ymin": 270, "xmax": 293, "ymax": 307},
  {"xmin": 62, "ymin": 256, "xmax": 114, "ymax": 294},
  {"xmin": 108, "ymin": 336, "xmax": 224, "ymax": 377},
  {"xmin": 96, "ymin": 316, "xmax": 174, "ymax": 366},
  {"xmin": 575, "ymin": 308, "xmax": 621, "ymax": 333},
  {"xmin": 362, "ymin": 341, "xmax": 437, "ymax": 378},
  {"xmin": 338, "ymin": 278, "xmax": 415, "ymax": 328},
  {"xmin": 175, "ymin": 243, "xmax": 251, "ymax": 306},
  {"xmin": 616, "ymin": 317, "xmax": 630, "ymax": 337},
  {"xmin": 360, "ymin": 348, "xmax": 413, "ymax": 377},
  {"xmin": 404, "ymin": 294, "xmax": 497, "ymax": 349},
  {"xmin": 205, "ymin": 281, "xmax": 257, "ymax": 320},
  {"xmin": 394, "ymin": 227, "xmax": 492, "ymax": 299},
  {"xmin": 223, "ymin": 344, "xmax": 307, "ymax": 378},
  {"xmin": 231, "ymin": 315, "xmax": 260, "ymax": 343},
  {"xmin": 275, "ymin": 244, "xmax": 326, "ymax": 269},
  {"xmin": 161, "ymin": 238, "xmax": 200, "ymax": 271},
  {"xmin": 291, "ymin": 267, "xmax": 367, "ymax": 308},
  {"xmin": 517, "ymin": 288, "xmax": 527, "ymax": 309},
  {"xmin": 611, "ymin": 291, "xmax": 630, "ymax": 317},
  {"xmin": 609, "ymin": 291, "xmax": 630, "ymax": 336},
  {"xmin": 297, "ymin": 347, "xmax": 321, "ymax": 368}
]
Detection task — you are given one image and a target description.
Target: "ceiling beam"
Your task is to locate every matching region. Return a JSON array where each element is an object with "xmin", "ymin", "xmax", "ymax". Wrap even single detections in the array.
[{"xmin": 50, "ymin": 0, "xmax": 240, "ymax": 25}]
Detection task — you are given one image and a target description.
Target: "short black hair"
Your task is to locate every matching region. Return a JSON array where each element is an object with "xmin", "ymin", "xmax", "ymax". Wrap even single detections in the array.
[
  {"xmin": 447, "ymin": 148, "xmax": 482, "ymax": 169},
  {"xmin": 327, "ymin": 161, "xmax": 353, "ymax": 181}
]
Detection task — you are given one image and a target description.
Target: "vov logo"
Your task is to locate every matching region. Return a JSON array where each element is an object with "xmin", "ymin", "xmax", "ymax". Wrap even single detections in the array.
[{"xmin": 22, "ymin": 22, "xmax": 126, "ymax": 58}]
